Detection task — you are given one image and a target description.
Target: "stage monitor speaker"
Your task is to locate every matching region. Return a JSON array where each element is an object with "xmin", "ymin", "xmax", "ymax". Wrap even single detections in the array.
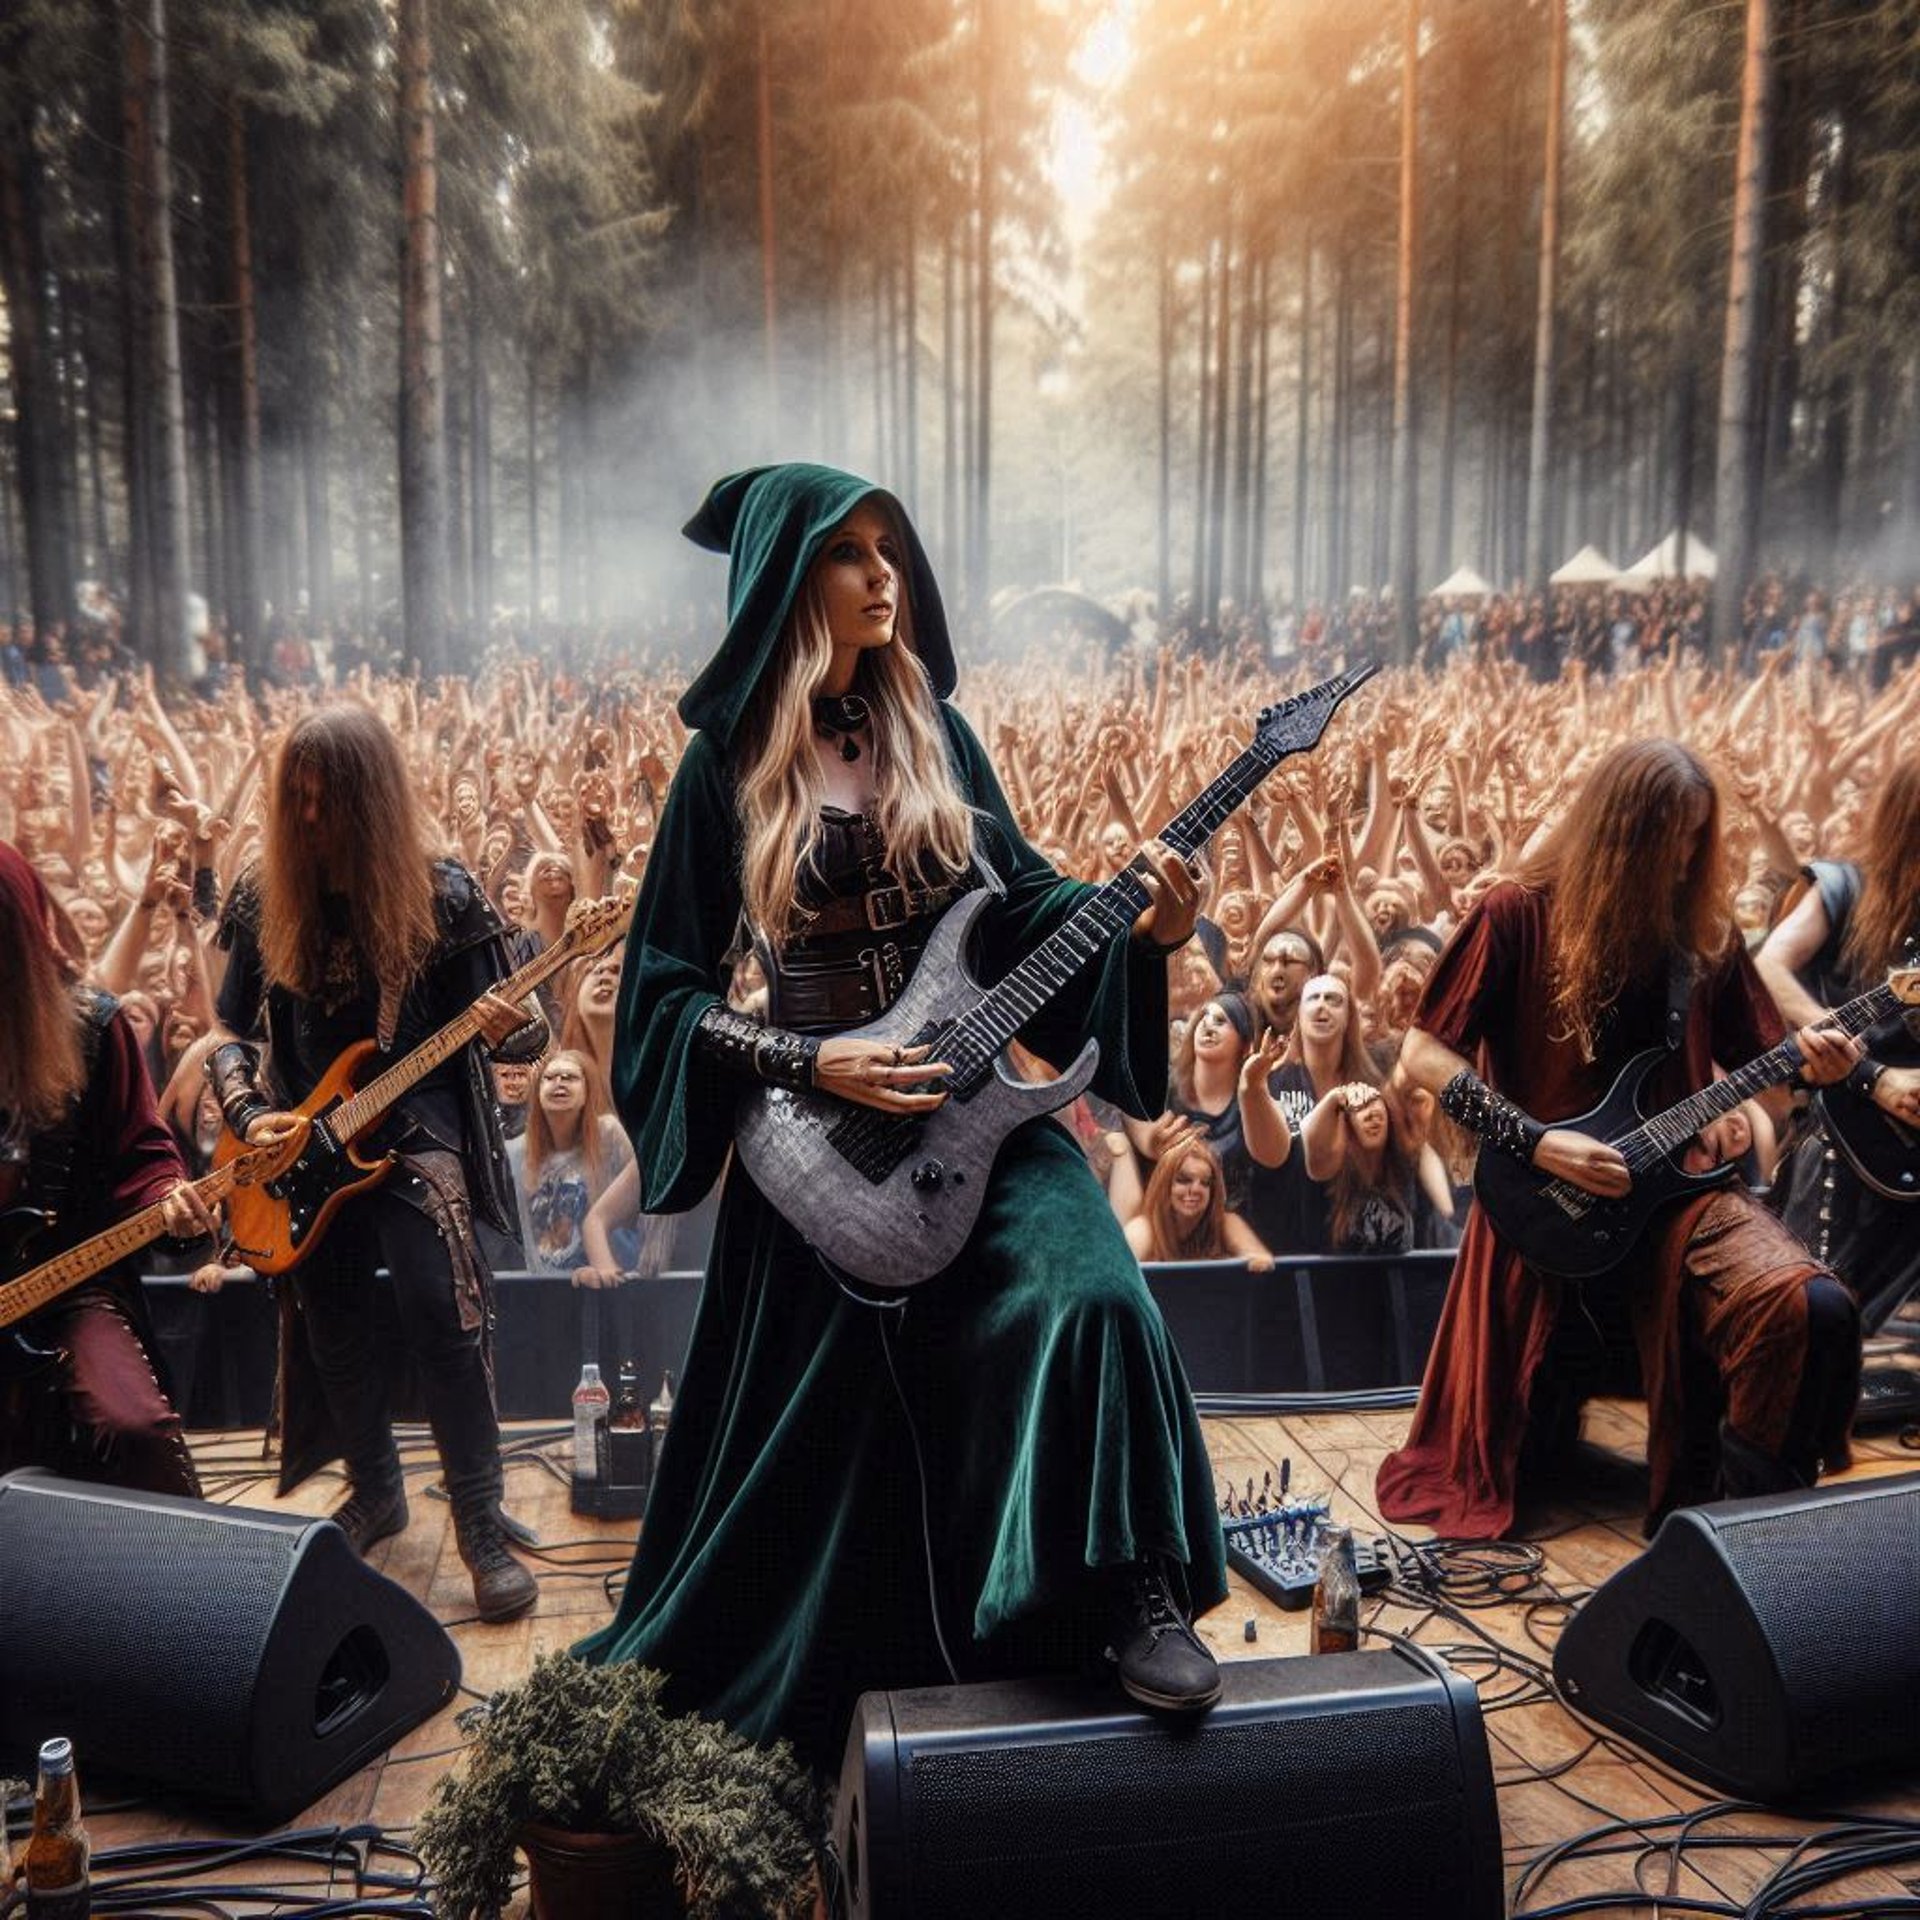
[
  {"xmin": 833, "ymin": 1646, "xmax": 1503, "ymax": 1920},
  {"xmin": 1553, "ymin": 1470, "xmax": 1920, "ymax": 1803},
  {"xmin": 0, "ymin": 1469, "xmax": 461, "ymax": 1821}
]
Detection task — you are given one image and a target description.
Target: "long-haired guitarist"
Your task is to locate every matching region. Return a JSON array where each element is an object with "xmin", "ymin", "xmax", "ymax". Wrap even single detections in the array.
[
  {"xmin": 0, "ymin": 840, "xmax": 215, "ymax": 1496},
  {"xmin": 1756, "ymin": 749, "xmax": 1920, "ymax": 1329},
  {"xmin": 1379, "ymin": 740, "xmax": 1861, "ymax": 1541},
  {"xmin": 573, "ymin": 464, "xmax": 1227, "ymax": 1769},
  {"xmin": 205, "ymin": 706, "xmax": 546, "ymax": 1622}
]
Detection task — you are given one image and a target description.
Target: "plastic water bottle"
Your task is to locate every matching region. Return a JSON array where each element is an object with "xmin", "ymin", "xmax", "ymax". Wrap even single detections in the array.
[{"xmin": 571, "ymin": 1363, "xmax": 610, "ymax": 1510}]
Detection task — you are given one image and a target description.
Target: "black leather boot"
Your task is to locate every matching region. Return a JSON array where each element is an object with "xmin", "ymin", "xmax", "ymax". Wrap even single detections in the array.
[
  {"xmin": 330, "ymin": 1479, "xmax": 410, "ymax": 1556},
  {"xmin": 1106, "ymin": 1559, "xmax": 1220, "ymax": 1713},
  {"xmin": 452, "ymin": 1494, "xmax": 538, "ymax": 1622}
]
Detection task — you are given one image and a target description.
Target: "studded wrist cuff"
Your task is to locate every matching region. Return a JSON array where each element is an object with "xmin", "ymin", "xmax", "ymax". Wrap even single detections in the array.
[
  {"xmin": 206, "ymin": 1041, "xmax": 270, "ymax": 1138},
  {"xmin": 694, "ymin": 1005, "xmax": 819, "ymax": 1092},
  {"xmin": 1847, "ymin": 1058, "xmax": 1887, "ymax": 1101},
  {"xmin": 1438, "ymin": 1068, "xmax": 1544, "ymax": 1165}
]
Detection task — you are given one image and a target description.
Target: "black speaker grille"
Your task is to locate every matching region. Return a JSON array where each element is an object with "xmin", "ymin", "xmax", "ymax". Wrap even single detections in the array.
[
  {"xmin": 904, "ymin": 1702, "xmax": 1481, "ymax": 1915},
  {"xmin": 0, "ymin": 1487, "xmax": 296, "ymax": 1797},
  {"xmin": 1714, "ymin": 1495, "xmax": 1920, "ymax": 1780}
]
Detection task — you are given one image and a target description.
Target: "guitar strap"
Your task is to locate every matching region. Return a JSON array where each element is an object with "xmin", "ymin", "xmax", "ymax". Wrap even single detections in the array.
[
  {"xmin": 1663, "ymin": 950, "xmax": 1691, "ymax": 1055},
  {"xmin": 25, "ymin": 989, "xmax": 119, "ymax": 1234}
]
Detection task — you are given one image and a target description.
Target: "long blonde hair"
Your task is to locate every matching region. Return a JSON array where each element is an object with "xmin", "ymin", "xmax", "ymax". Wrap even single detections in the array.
[
  {"xmin": 521, "ymin": 1049, "xmax": 619, "ymax": 1194},
  {"xmin": 733, "ymin": 509, "xmax": 975, "ymax": 947},
  {"xmin": 259, "ymin": 707, "xmax": 440, "ymax": 1008}
]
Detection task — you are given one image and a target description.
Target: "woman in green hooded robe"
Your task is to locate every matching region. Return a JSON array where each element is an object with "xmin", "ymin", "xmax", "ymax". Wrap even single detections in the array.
[{"xmin": 575, "ymin": 464, "xmax": 1228, "ymax": 1770}]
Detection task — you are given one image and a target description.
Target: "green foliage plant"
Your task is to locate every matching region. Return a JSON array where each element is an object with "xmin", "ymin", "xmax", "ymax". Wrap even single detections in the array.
[{"xmin": 417, "ymin": 1653, "xmax": 821, "ymax": 1920}]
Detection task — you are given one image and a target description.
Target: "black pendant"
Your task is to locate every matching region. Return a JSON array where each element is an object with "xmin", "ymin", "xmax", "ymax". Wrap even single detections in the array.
[{"xmin": 811, "ymin": 693, "xmax": 870, "ymax": 763}]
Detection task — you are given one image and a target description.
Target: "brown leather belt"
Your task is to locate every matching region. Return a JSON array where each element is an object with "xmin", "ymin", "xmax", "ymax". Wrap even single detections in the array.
[
  {"xmin": 792, "ymin": 879, "xmax": 963, "ymax": 940},
  {"xmin": 768, "ymin": 935, "xmax": 929, "ymax": 1033}
]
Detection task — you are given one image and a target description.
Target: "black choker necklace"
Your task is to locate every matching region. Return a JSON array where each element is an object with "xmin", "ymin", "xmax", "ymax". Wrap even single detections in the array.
[{"xmin": 811, "ymin": 692, "xmax": 870, "ymax": 763}]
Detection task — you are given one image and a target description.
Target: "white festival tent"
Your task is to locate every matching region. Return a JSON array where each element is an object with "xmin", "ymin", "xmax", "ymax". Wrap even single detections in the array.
[
  {"xmin": 1618, "ymin": 531, "xmax": 1718, "ymax": 581},
  {"xmin": 1429, "ymin": 564, "xmax": 1494, "ymax": 598},
  {"xmin": 1549, "ymin": 544, "xmax": 1618, "ymax": 585}
]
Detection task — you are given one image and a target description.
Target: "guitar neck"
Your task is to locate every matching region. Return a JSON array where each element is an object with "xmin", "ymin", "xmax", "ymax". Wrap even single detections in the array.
[
  {"xmin": 0, "ymin": 1160, "xmax": 244, "ymax": 1330},
  {"xmin": 325, "ymin": 929, "xmax": 584, "ymax": 1145},
  {"xmin": 944, "ymin": 736, "xmax": 1286, "ymax": 1084},
  {"xmin": 1622, "ymin": 980, "xmax": 1899, "ymax": 1163}
]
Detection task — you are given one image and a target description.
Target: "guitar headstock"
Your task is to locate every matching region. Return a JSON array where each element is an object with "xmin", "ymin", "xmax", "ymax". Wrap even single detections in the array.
[
  {"xmin": 1254, "ymin": 660, "xmax": 1383, "ymax": 763},
  {"xmin": 1889, "ymin": 967, "xmax": 1920, "ymax": 1007},
  {"xmin": 559, "ymin": 893, "xmax": 635, "ymax": 960}
]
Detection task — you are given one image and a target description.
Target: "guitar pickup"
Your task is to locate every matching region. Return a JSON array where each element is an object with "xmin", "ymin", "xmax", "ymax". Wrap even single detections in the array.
[{"xmin": 826, "ymin": 1108, "xmax": 922, "ymax": 1184}]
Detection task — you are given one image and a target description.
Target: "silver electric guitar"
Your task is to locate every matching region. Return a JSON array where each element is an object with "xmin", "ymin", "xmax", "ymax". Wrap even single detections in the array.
[{"xmin": 733, "ymin": 662, "xmax": 1380, "ymax": 1289}]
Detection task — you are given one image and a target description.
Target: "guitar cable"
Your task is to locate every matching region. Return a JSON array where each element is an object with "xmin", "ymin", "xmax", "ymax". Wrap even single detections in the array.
[{"xmin": 857, "ymin": 1278, "xmax": 962, "ymax": 1687}]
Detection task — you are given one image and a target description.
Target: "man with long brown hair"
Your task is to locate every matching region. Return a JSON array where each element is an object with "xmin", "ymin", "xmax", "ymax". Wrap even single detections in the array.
[
  {"xmin": 206, "ymin": 706, "xmax": 545, "ymax": 1622},
  {"xmin": 1757, "ymin": 749, "xmax": 1920, "ymax": 1332},
  {"xmin": 1378, "ymin": 740, "xmax": 1862, "ymax": 1539},
  {"xmin": 0, "ymin": 840, "xmax": 215, "ymax": 1495}
]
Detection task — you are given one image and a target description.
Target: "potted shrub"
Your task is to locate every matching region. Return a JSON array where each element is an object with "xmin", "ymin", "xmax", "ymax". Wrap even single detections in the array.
[{"xmin": 418, "ymin": 1653, "xmax": 822, "ymax": 1920}]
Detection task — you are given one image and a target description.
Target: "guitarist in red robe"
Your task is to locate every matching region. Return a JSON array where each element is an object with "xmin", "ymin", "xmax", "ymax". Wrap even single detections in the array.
[
  {"xmin": 0, "ymin": 841, "xmax": 216, "ymax": 1496},
  {"xmin": 206, "ymin": 708, "xmax": 544, "ymax": 1621},
  {"xmin": 1379, "ymin": 741, "xmax": 1862, "ymax": 1539}
]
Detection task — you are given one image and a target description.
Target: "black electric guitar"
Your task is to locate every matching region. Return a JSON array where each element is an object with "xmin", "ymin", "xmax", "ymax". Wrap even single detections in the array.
[
  {"xmin": 1814, "ymin": 1080, "xmax": 1920, "ymax": 1201},
  {"xmin": 734, "ymin": 662, "xmax": 1380, "ymax": 1290},
  {"xmin": 0, "ymin": 1135, "xmax": 298, "ymax": 1382},
  {"xmin": 213, "ymin": 893, "xmax": 631, "ymax": 1275},
  {"xmin": 1473, "ymin": 965, "xmax": 1920, "ymax": 1278}
]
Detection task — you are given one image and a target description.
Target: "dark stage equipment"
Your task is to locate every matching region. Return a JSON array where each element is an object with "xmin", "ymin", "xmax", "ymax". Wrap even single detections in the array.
[
  {"xmin": 832, "ymin": 1646, "xmax": 1503, "ymax": 1920},
  {"xmin": 0, "ymin": 1469, "xmax": 460, "ymax": 1821},
  {"xmin": 1554, "ymin": 1471, "xmax": 1920, "ymax": 1802}
]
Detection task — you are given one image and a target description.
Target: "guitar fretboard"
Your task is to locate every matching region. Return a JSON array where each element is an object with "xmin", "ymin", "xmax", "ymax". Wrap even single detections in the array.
[
  {"xmin": 323, "ymin": 910, "xmax": 625, "ymax": 1146},
  {"xmin": 0, "ymin": 1156, "xmax": 252, "ymax": 1330},
  {"xmin": 938, "ymin": 664, "xmax": 1377, "ymax": 1092},
  {"xmin": 1615, "ymin": 979, "xmax": 1900, "ymax": 1173}
]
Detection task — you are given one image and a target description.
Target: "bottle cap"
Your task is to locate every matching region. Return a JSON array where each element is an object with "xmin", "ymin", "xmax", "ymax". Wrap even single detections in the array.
[
  {"xmin": 37, "ymin": 1737, "xmax": 73, "ymax": 1775},
  {"xmin": 579, "ymin": 1363, "xmax": 603, "ymax": 1385}
]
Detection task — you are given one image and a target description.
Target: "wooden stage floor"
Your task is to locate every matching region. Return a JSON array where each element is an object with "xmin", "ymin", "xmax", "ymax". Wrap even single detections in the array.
[{"xmin": 67, "ymin": 1401, "xmax": 1920, "ymax": 1916}]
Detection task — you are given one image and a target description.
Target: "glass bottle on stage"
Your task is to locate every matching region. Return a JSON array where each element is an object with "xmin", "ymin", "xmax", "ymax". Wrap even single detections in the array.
[
  {"xmin": 570, "ymin": 1362, "xmax": 611, "ymax": 1514},
  {"xmin": 1310, "ymin": 1525, "xmax": 1360, "ymax": 1655},
  {"xmin": 23, "ymin": 1736, "xmax": 90, "ymax": 1920}
]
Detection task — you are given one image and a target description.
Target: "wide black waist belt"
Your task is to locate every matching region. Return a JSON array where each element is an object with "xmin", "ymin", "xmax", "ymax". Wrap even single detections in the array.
[{"xmin": 768, "ymin": 935, "xmax": 931, "ymax": 1034}]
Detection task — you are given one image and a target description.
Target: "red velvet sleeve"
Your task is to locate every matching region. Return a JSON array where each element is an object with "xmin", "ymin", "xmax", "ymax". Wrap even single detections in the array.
[
  {"xmin": 1709, "ymin": 936, "xmax": 1788, "ymax": 1070},
  {"xmin": 97, "ymin": 1011, "xmax": 189, "ymax": 1216},
  {"xmin": 1412, "ymin": 884, "xmax": 1523, "ymax": 1060}
]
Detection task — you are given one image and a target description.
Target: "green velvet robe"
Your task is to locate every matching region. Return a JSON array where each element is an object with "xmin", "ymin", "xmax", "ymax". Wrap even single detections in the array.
[{"xmin": 575, "ymin": 706, "xmax": 1228, "ymax": 1770}]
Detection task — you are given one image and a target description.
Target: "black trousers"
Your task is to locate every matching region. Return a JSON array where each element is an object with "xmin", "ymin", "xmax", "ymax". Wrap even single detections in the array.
[{"xmin": 292, "ymin": 1175, "xmax": 501, "ymax": 1512}]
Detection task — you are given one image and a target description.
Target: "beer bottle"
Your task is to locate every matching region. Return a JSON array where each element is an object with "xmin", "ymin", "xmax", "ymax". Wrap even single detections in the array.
[
  {"xmin": 1309, "ymin": 1526, "xmax": 1361, "ymax": 1656},
  {"xmin": 24, "ymin": 1736, "xmax": 89, "ymax": 1919}
]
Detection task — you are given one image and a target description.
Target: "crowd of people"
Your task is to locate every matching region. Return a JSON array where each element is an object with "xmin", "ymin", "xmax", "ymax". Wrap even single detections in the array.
[
  {"xmin": 3, "ymin": 470, "xmax": 1915, "ymax": 1774},
  {"xmin": 2, "ymin": 608, "xmax": 1915, "ymax": 1288}
]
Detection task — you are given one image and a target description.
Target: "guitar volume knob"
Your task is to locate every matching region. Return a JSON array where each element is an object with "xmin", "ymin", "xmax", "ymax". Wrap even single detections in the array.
[{"xmin": 911, "ymin": 1159, "xmax": 944, "ymax": 1192}]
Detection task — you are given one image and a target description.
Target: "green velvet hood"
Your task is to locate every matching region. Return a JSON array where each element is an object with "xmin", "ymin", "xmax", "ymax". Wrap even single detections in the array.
[{"xmin": 678, "ymin": 463, "xmax": 957, "ymax": 748}]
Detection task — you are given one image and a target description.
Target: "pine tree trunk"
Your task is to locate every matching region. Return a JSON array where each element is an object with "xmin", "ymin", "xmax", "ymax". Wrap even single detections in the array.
[
  {"xmin": 1711, "ymin": 0, "xmax": 1774, "ymax": 652},
  {"xmin": 903, "ymin": 201, "xmax": 919, "ymax": 506},
  {"xmin": 1293, "ymin": 232, "xmax": 1312, "ymax": 607},
  {"xmin": 1812, "ymin": 127, "xmax": 1853, "ymax": 574},
  {"xmin": 1435, "ymin": 174, "xmax": 1463, "ymax": 577},
  {"xmin": 306, "ymin": 388, "xmax": 334, "ymax": 634},
  {"xmin": 224, "ymin": 99, "xmax": 264, "ymax": 662},
  {"xmin": 397, "ymin": 0, "xmax": 450, "ymax": 672},
  {"xmin": 1157, "ymin": 228, "xmax": 1173, "ymax": 618},
  {"xmin": 1325, "ymin": 249, "xmax": 1350, "ymax": 603},
  {"xmin": 970, "ymin": 0, "xmax": 996, "ymax": 621},
  {"xmin": 124, "ymin": 0, "xmax": 191, "ymax": 680},
  {"xmin": 0, "ymin": 122, "xmax": 75, "ymax": 634},
  {"xmin": 1190, "ymin": 246, "xmax": 1214, "ymax": 625},
  {"xmin": 756, "ymin": 6, "xmax": 779, "ymax": 424},
  {"xmin": 1250, "ymin": 253, "xmax": 1271, "ymax": 626},
  {"xmin": 1226, "ymin": 234, "xmax": 1257, "ymax": 616},
  {"xmin": 1523, "ymin": 0, "xmax": 1565, "ymax": 590},
  {"xmin": 941, "ymin": 226, "xmax": 958, "ymax": 578},
  {"xmin": 469, "ymin": 296, "xmax": 492, "ymax": 636},
  {"xmin": 1390, "ymin": 0, "xmax": 1420, "ymax": 662},
  {"xmin": 1204, "ymin": 228, "xmax": 1233, "ymax": 640},
  {"xmin": 526, "ymin": 349, "xmax": 541, "ymax": 627}
]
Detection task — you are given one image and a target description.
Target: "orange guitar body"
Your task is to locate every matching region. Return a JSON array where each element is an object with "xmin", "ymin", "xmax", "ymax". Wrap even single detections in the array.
[{"xmin": 213, "ymin": 1040, "xmax": 396, "ymax": 1275}]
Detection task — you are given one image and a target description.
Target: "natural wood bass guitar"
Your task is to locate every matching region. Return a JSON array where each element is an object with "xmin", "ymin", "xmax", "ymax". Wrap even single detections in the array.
[
  {"xmin": 1472, "ymin": 966, "xmax": 1920, "ymax": 1278},
  {"xmin": 0, "ymin": 1135, "xmax": 297, "ymax": 1381},
  {"xmin": 733, "ymin": 663, "xmax": 1381, "ymax": 1290},
  {"xmin": 213, "ymin": 894, "xmax": 631, "ymax": 1275}
]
